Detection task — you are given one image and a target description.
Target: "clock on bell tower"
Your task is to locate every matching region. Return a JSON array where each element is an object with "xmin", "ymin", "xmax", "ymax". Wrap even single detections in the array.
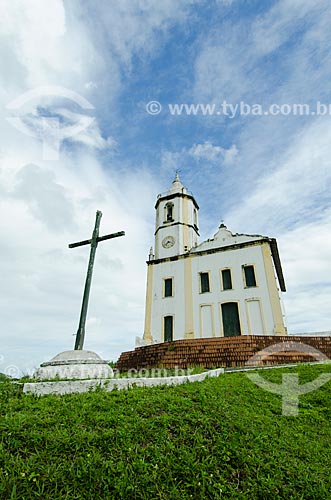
[{"xmin": 153, "ymin": 173, "xmax": 200, "ymax": 259}]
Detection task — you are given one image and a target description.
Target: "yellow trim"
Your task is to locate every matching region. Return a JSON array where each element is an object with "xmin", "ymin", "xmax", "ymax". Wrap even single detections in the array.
[
  {"xmin": 261, "ymin": 242, "xmax": 287, "ymax": 335},
  {"xmin": 245, "ymin": 298, "xmax": 266, "ymax": 335},
  {"xmin": 152, "ymin": 239, "xmax": 271, "ymax": 264},
  {"xmin": 143, "ymin": 265, "xmax": 154, "ymax": 343},
  {"xmin": 183, "ymin": 197, "xmax": 189, "ymax": 250},
  {"xmin": 184, "ymin": 257, "xmax": 194, "ymax": 339},
  {"xmin": 155, "ymin": 232, "xmax": 159, "ymax": 259}
]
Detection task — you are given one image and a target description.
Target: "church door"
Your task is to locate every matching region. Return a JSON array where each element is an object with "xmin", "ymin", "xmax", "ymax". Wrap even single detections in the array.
[
  {"xmin": 164, "ymin": 316, "xmax": 173, "ymax": 342},
  {"xmin": 221, "ymin": 303, "xmax": 241, "ymax": 337}
]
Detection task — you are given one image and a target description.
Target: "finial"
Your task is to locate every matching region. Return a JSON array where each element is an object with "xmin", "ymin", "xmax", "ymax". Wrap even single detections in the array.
[
  {"xmin": 219, "ymin": 220, "xmax": 226, "ymax": 228},
  {"xmin": 168, "ymin": 170, "xmax": 185, "ymax": 194}
]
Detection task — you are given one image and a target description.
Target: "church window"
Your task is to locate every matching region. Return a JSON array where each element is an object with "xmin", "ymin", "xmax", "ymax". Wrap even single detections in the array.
[
  {"xmin": 200, "ymin": 272, "xmax": 210, "ymax": 293},
  {"xmin": 221, "ymin": 269, "xmax": 232, "ymax": 290},
  {"xmin": 164, "ymin": 278, "xmax": 173, "ymax": 297},
  {"xmin": 243, "ymin": 265, "xmax": 257, "ymax": 287},
  {"xmin": 165, "ymin": 202, "xmax": 174, "ymax": 222}
]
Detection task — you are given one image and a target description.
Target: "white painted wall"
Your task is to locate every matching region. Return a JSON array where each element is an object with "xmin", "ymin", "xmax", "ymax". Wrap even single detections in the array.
[
  {"xmin": 155, "ymin": 195, "xmax": 199, "ymax": 259},
  {"xmin": 201, "ymin": 305, "xmax": 214, "ymax": 337},
  {"xmin": 247, "ymin": 300, "xmax": 265, "ymax": 335},
  {"xmin": 147, "ymin": 242, "xmax": 285, "ymax": 342}
]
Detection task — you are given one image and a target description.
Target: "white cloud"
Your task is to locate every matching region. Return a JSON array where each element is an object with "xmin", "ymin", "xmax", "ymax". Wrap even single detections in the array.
[
  {"xmin": 280, "ymin": 215, "xmax": 331, "ymax": 333},
  {"xmin": 1, "ymin": 0, "xmax": 85, "ymax": 87},
  {"xmin": 55, "ymin": 108, "xmax": 117, "ymax": 150},
  {"xmin": 161, "ymin": 141, "xmax": 238, "ymax": 177},
  {"xmin": 228, "ymin": 119, "xmax": 331, "ymax": 233},
  {"xmin": 252, "ymin": 0, "xmax": 326, "ymax": 56},
  {"xmin": 80, "ymin": 0, "xmax": 197, "ymax": 66},
  {"xmin": 188, "ymin": 141, "xmax": 238, "ymax": 165},
  {"xmin": 193, "ymin": 0, "xmax": 331, "ymax": 105},
  {"xmin": 194, "ymin": 33, "xmax": 253, "ymax": 104}
]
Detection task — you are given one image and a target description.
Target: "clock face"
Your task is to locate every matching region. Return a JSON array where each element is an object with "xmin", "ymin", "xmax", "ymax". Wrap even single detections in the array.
[{"xmin": 162, "ymin": 235, "xmax": 175, "ymax": 248}]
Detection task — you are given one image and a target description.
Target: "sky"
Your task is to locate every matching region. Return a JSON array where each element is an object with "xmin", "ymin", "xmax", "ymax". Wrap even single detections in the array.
[{"xmin": 0, "ymin": 0, "xmax": 330, "ymax": 376}]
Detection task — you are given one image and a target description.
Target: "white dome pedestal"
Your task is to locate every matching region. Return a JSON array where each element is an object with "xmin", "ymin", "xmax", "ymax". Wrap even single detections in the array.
[{"xmin": 34, "ymin": 350, "xmax": 114, "ymax": 381}]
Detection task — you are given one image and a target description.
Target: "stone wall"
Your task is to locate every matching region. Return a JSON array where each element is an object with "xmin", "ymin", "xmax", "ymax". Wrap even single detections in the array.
[{"xmin": 115, "ymin": 336, "xmax": 331, "ymax": 371}]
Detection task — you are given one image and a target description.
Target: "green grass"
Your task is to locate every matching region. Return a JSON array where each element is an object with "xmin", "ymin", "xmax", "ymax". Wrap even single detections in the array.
[{"xmin": 0, "ymin": 364, "xmax": 330, "ymax": 499}]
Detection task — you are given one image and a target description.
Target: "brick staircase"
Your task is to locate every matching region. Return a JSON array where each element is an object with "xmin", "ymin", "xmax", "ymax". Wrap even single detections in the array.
[{"xmin": 115, "ymin": 336, "xmax": 331, "ymax": 371}]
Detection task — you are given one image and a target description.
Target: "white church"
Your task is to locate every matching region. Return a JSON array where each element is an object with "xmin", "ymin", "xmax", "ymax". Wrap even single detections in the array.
[{"xmin": 141, "ymin": 174, "xmax": 287, "ymax": 344}]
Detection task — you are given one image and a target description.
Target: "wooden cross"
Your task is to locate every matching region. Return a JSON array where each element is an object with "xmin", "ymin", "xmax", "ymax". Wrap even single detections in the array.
[{"xmin": 69, "ymin": 210, "xmax": 125, "ymax": 350}]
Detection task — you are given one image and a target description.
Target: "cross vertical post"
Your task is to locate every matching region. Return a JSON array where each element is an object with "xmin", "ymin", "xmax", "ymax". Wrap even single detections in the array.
[
  {"xmin": 74, "ymin": 210, "xmax": 101, "ymax": 350},
  {"xmin": 69, "ymin": 210, "xmax": 125, "ymax": 351}
]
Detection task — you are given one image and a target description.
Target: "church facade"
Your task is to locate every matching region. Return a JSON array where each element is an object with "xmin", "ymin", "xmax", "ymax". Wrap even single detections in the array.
[{"xmin": 142, "ymin": 174, "xmax": 287, "ymax": 345}]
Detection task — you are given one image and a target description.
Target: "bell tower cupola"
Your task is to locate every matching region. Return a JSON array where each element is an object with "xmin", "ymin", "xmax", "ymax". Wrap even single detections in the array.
[{"xmin": 153, "ymin": 174, "xmax": 199, "ymax": 259}]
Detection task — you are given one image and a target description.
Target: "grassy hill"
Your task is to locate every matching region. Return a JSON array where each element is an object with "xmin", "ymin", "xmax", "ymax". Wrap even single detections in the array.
[{"xmin": 0, "ymin": 364, "xmax": 330, "ymax": 499}]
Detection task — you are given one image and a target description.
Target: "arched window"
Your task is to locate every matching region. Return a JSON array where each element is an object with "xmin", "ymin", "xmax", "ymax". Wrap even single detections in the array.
[{"xmin": 165, "ymin": 202, "xmax": 174, "ymax": 222}]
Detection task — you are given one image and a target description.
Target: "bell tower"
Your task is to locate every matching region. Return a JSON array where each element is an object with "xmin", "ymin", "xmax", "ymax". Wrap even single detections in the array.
[{"xmin": 153, "ymin": 174, "xmax": 199, "ymax": 259}]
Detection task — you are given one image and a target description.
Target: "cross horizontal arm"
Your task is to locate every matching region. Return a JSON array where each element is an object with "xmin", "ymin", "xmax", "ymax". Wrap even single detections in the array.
[
  {"xmin": 68, "ymin": 231, "xmax": 125, "ymax": 249},
  {"xmin": 97, "ymin": 231, "xmax": 125, "ymax": 243}
]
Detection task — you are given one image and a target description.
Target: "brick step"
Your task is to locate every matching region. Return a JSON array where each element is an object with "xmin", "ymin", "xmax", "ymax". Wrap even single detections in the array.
[{"xmin": 115, "ymin": 336, "xmax": 331, "ymax": 371}]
